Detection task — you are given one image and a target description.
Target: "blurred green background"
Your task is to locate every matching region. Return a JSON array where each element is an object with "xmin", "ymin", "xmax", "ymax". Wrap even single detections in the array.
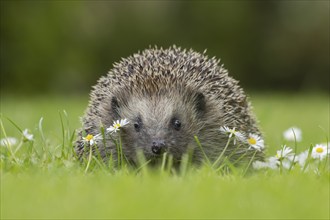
[
  {"xmin": 0, "ymin": 3, "xmax": 329, "ymax": 219},
  {"xmin": 1, "ymin": 1, "xmax": 329, "ymax": 95}
]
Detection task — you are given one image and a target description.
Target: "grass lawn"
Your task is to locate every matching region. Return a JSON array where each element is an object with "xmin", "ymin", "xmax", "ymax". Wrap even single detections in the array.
[{"xmin": 0, "ymin": 92, "xmax": 329, "ymax": 219}]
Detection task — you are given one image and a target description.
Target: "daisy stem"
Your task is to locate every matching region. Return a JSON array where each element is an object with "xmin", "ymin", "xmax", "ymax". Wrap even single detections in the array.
[
  {"xmin": 215, "ymin": 156, "xmax": 228, "ymax": 172},
  {"xmin": 223, "ymin": 142, "xmax": 251, "ymax": 167},
  {"xmin": 242, "ymin": 150, "xmax": 258, "ymax": 177},
  {"xmin": 230, "ymin": 150, "xmax": 249, "ymax": 167},
  {"xmin": 84, "ymin": 144, "xmax": 93, "ymax": 173},
  {"xmin": 194, "ymin": 135, "xmax": 211, "ymax": 166},
  {"xmin": 116, "ymin": 139, "xmax": 120, "ymax": 168},
  {"xmin": 302, "ymin": 145, "xmax": 313, "ymax": 172},
  {"xmin": 279, "ymin": 159, "xmax": 283, "ymax": 174},
  {"xmin": 106, "ymin": 132, "xmax": 120, "ymax": 169},
  {"xmin": 119, "ymin": 131, "xmax": 124, "ymax": 169},
  {"xmin": 212, "ymin": 136, "xmax": 232, "ymax": 168},
  {"xmin": 38, "ymin": 117, "xmax": 51, "ymax": 158},
  {"xmin": 289, "ymin": 128, "xmax": 298, "ymax": 171}
]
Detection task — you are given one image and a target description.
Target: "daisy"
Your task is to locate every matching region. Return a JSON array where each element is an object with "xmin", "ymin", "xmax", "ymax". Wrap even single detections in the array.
[
  {"xmin": 275, "ymin": 145, "xmax": 294, "ymax": 160},
  {"xmin": 0, "ymin": 137, "xmax": 18, "ymax": 147},
  {"xmin": 297, "ymin": 150, "xmax": 309, "ymax": 167},
  {"xmin": 283, "ymin": 126, "xmax": 302, "ymax": 142},
  {"xmin": 311, "ymin": 144, "xmax": 329, "ymax": 160},
  {"xmin": 282, "ymin": 158, "xmax": 295, "ymax": 170},
  {"xmin": 106, "ymin": 118, "xmax": 129, "ymax": 133},
  {"xmin": 275, "ymin": 145, "xmax": 299, "ymax": 169},
  {"xmin": 247, "ymin": 133, "xmax": 264, "ymax": 151},
  {"xmin": 252, "ymin": 156, "xmax": 278, "ymax": 170},
  {"xmin": 22, "ymin": 129, "xmax": 34, "ymax": 142},
  {"xmin": 83, "ymin": 134, "xmax": 96, "ymax": 146},
  {"xmin": 267, "ymin": 156, "xmax": 280, "ymax": 169},
  {"xmin": 252, "ymin": 160, "xmax": 268, "ymax": 169},
  {"xmin": 220, "ymin": 126, "xmax": 245, "ymax": 144}
]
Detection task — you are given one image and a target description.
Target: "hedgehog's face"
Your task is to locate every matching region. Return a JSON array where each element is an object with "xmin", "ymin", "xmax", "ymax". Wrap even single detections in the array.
[{"xmin": 110, "ymin": 91, "xmax": 206, "ymax": 164}]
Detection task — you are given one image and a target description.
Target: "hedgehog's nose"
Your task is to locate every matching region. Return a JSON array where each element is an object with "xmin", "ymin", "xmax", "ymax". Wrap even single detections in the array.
[{"xmin": 151, "ymin": 140, "xmax": 166, "ymax": 155}]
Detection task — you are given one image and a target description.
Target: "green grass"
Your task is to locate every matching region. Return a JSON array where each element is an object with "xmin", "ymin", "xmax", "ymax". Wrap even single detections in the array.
[
  {"xmin": 2, "ymin": 170, "xmax": 329, "ymax": 219},
  {"xmin": 1, "ymin": 92, "xmax": 329, "ymax": 219}
]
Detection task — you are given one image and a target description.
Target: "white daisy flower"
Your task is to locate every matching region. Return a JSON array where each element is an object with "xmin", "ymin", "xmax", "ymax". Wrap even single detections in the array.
[
  {"xmin": 297, "ymin": 150, "xmax": 309, "ymax": 167},
  {"xmin": 83, "ymin": 134, "xmax": 97, "ymax": 146},
  {"xmin": 22, "ymin": 129, "xmax": 34, "ymax": 142},
  {"xmin": 311, "ymin": 144, "xmax": 329, "ymax": 160},
  {"xmin": 0, "ymin": 137, "xmax": 18, "ymax": 147},
  {"xmin": 267, "ymin": 156, "xmax": 280, "ymax": 169},
  {"xmin": 252, "ymin": 160, "xmax": 268, "ymax": 169},
  {"xmin": 276, "ymin": 145, "xmax": 294, "ymax": 160},
  {"xmin": 247, "ymin": 133, "xmax": 264, "ymax": 151},
  {"xmin": 274, "ymin": 145, "xmax": 299, "ymax": 169},
  {"xmin": 283, "ymin": 126, "xmax": 302, "ymax": 142},
  {"xmin": 220, "ymin": 126, "xmax": 235, "ymax": 138},
  {"xmin": 106, "ymin": 118, "xmax": 130, "ymax": 133},
  {"xmin": 282, "ymin": 159, "xmax": 294, "ymax": 170},
  {"xmin": 252, "ymin": 156, "xmax": 278, "ymax": 170},
  {"xmin": 220, "ymin": 126, "xmax": 245, "ymax": 144}
]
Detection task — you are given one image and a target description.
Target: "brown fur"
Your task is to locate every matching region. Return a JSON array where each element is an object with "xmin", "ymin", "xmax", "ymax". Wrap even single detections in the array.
[{"xmin": 76, "ymin": 46, "xmax": 264, "ymax": 166}]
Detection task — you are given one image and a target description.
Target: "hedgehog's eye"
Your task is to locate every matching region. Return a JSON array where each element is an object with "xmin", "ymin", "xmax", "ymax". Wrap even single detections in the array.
[
  {"xmin": 134, "ymin": 117, "xmax": 142, "ymax": 132},
  {"xmin": 172, "ymin": 118, "xmax": 181, "ymax": 131},
  {"xmin": 134, "ymin": 122, "xmax": 140, "ymax": 132}
]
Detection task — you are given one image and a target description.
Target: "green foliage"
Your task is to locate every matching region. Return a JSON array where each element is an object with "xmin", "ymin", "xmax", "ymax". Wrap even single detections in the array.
[
  {"xmin": 0, "ymin": 93, "xmax": 329, "ymax": 219},
  {"xmin": 1, "ymin": 1, "xmax": 329, "ymax": 94}
]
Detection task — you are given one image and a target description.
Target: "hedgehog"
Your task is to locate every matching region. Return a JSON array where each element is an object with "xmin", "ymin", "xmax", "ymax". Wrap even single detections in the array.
[{"xmin": 75, "ymin": 46, "xmax": 264, "ymax": 167}]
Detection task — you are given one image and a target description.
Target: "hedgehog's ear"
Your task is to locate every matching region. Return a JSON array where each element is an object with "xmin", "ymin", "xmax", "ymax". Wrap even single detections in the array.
[
  {"xmin": 111, "ymin": 96, "xmax": 120, "ymax": 118},
  {"xmin": 195, "ymin": 92, "xmax": 206, "ymax": 117}
]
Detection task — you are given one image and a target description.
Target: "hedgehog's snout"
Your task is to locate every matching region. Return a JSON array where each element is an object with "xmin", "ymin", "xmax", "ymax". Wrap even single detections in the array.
[{"xmin": 151, "ymin": 139, "xmax": 166, "ymax": 155}]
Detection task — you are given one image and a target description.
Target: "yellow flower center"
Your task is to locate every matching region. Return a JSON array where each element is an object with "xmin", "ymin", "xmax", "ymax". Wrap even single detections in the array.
[
  {"xmin": 248, "ymin": 138, "xmax": 257, "ymax": 145},
  {"xmin": 85, "ymin": 134, "xmax": 94, "ymax": 141},
  {"xmin": 114, "ymin": 123, "xmax": 121, "ymax": 129},
  {"xmin": 316, "ymin": 147, "xmax": 324, "ymax": 153}
]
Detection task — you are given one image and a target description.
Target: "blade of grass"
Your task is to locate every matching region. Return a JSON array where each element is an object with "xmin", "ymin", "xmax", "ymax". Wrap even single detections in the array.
[
  {"xmin": 194, "ymin": 135, "xmax": 211, "ymax": 165},
  {"xmin": 2, "ymin": 115, "xmax": 23, "ymax": 133},
  {"xmin": 212, "ymin": 136, "xmax": 232, "ymax": 168},
  {"xmin": 59, "ymin": 111, "xmax": 66, "ymax": 157},
  {"xmin": 0, "ymin": 117, "xmax": 20, "ymax": 164},
  {"xmin": 242, "ymin": 150, "xmax": 258, "ymax": 177}
]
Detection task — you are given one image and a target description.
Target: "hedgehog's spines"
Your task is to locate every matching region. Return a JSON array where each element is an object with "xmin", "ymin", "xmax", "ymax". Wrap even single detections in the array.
[{"xmin": 77, "ymin": 45, "xmax": 264, "ymax": 164}]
